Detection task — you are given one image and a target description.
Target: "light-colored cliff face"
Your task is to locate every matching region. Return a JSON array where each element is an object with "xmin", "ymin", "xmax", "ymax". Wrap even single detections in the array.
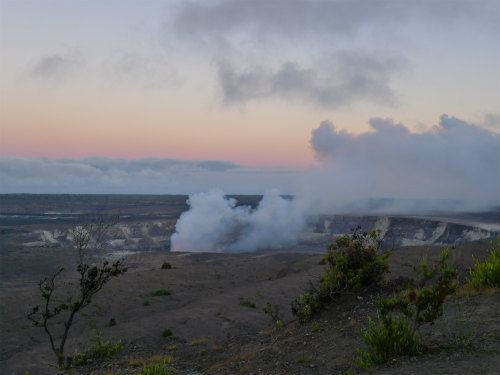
[
  {"xmin": 15, "ymin": 214, "xmax": 500, "ymax": 253},
  {"xmin": 20, "ymin": 220, "xmax": 175, "ymax": 252},
  {"xmin": 302, "ymin": 215, "xmax": 500, "ymax": 249}
]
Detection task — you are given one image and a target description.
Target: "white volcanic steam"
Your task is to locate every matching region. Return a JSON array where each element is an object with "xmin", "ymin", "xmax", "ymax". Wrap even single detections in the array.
[
  {"xmin": 305, "ymin": 114, "xmax": 499, "ymax": 213},
  {"xmin": 171, "ymin": 114, "xmax": 499, "ymax": 252},
  {"xmin": 170, "ymin": 189, "xmax": 305, "ymax": 253}
]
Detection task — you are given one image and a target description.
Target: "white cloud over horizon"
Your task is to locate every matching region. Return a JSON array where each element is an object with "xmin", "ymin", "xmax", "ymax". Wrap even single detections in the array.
[
  {"xmin": 2, "ymin": 114, "xmax": 498, "ymax": 214},
  {"xmin": 0, "ymin": 156, "xmax": 300, "ymax": 195}
]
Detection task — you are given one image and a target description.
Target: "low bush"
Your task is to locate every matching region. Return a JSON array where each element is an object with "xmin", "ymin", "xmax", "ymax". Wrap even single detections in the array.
[
  {"xmin": 321, "ymin": 228, "xmax": 389, "ymax": 295},
  {"xmin": 356, "ymin": 249, "xmax": 457, "ymax": 369},
  {"xmin": 107, "ymin": 317, "xmax": 117, "ymax": 326},
  {"xmin": 468, "ymin": 239, "xmax": 500, "ymax": 289},
  {"xmin": 152, "ymin": 289, "xmax": 172, "ymax": 297},
  {"xmin": 162, "ymin": 328, "xmax": 173, "ymax": 337},
  {"xmin": 290, "ymin": 286, "xmax": 325, "ymax": 323},
  {"xmin": 141, "ymin": 358, "xmax": 176, "ymax": 375},
  {"xmin": 262, "ymin": 301, "xmax": 281, "ymax": 323},
  {"xmin": 73, "ymin": 331, "xmax": 123, "ymax": 366},
  {"xmin": 239, "ymin": 300, "xmax": 256, "ymax": 308},
  {"xmin": 296, "ymin": 355, "xmax": 312, "ymax": 363},
  {"xmin": 161, "ymin": 262, "xmax": 172, "ymax": 270},
  {"xmin": 357, "ymin": 316, "xmax": 422, "ymax": 369},
  {"xmin": 292, "ymin": 228, "xmax": 389, "ymax": 323}
]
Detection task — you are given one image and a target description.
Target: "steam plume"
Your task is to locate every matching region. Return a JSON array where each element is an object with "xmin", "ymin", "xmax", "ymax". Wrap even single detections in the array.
[
  {"xmin": 171, "ymin": 114, "xmax": 499, "ymax": 252},
  {"xmin": 170, "ymin": 189, "xmax": 305, "ymax": 253},
  {"xmin": 306, "ymin": 114, "xmax": 499, "ymax": 212}
]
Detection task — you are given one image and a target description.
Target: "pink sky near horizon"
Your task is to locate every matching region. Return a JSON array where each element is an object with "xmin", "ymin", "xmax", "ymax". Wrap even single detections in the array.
[
  {"xmin": 0, "ymin": 109, "xmax": 315, "ymax": 169},
  {"xmin": 1, "ymin": 0, "xmax": 498, "ymax": 182}
]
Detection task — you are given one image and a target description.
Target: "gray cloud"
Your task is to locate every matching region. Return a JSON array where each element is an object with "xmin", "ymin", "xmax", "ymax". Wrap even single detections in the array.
[
  {"xmin": 0, "ymin": 156, "xmax": 298, "ymax": 194},
  {"xmin": 29, "ymin": 53, "xmax": 83, "ymax": 83},
  {"xmin": 173, "ymin": 0, "xmax": 491, "ymax": 41},
  {"xmin": 173, "ymin": 0, "xmax": 386, "ymax": 41},
  {"xmin": 481, "ymin": 113, "xmax": 500, "ymax": 133},
  {"xmin": 307, "ymin": 114, "xmax": 499, "ymax": 208},
  {"xmin": 105, "ymin": 52, "xmax": 179, "ymax": 89},
  {"xmin": 170, "ymin": 0, "xmax": 496, "ymax": 108},
  {"xmin": 217, "ymin": 51, "xmax": 405, "ymax": 107}
]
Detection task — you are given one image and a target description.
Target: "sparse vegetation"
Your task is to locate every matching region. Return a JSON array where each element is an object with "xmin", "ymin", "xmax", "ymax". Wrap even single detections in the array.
[
  {"xmin": 262, "ymin": 301, "xmax": 282, "ymax": 323},
  {"xmin": 152, "ymin": 289, "xmax": 172, "ymax": 296},
  {"xmin": 296, "ymin": 355, "xmax": 312, "ymax": 363},
  {"xmin": 73, "ymin": 331, "xmax": 124, "ymax": 367},
  {"xmin": 26, "ymin": 216, "xmax": 127, "ymax": 369},
  {"xmin": 5, "ymin": 198, "xmax": 497, "ymax": 375},
  {"xmin": 239, "ymin": 299, "xmax": 256, "ymax": 308},
  {"xmin": 162, "ymin": 328, "xmax": 173, "ymax": 337},
  {"xmin": 356, "ymin": 249, "xmax": 458, "ymax": 369},
  {"xmin": 161, "ymin": 262, "xmax": 173, "ymax": 270},
  {"xmin": 321, "ymin": 228, "xmax": 389, "ymax": 296},
  {"xmin": 468, "ymin": 239, "xmax": 500, "ymax": 289},
  {"xmin": 312, "ymin": 322, "xmax": 320, "ymax": 332},
  {"xmin": 141, "ymin": 357, "xmax": 176, "ymax": 375},
  {"xmin": 292, "ymin": 227, "xmax": 389, "ymax": 323}
]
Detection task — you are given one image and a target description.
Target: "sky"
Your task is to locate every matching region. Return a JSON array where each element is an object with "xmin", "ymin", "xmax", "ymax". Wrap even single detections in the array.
[{"xmin": 0, "ymin": 0, "xmax": 499, "ymax": 206}]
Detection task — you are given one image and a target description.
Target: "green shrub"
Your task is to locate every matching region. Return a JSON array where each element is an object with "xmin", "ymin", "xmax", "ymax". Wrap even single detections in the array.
[
  {"xmin": 312, "ymin": 322, "xmax": 320, "ymax": 332},
  {"xmin": 162, "ymin": 328, "xmax": 173, "ymax": 337},
  {"xmin": 291, "ymin": 228, "xmax": 389, "ymax": 323},
  {"xmin": 356, "ymin": 249, "xmax": 457, "ymax": 369},
  {"xmin": 141, "ymin": 358, "xmax": 176, "ymax": 375},
  {"xmin": 87, "ymin": 331, "xmax": 123, "ymax": 358},
  {"xmin": 262, "ymin": 301, "xmax": 281, "ymax": 323},
  {"xmin": 356, "ymin": 316, "xmax": 422, "ymax": 368},
  {"xmin": 296, "ymin": 355, "xmax": 312, "ymax": 363},
  {"xmin": 152, "ymin": 289, "xmax": 171, "ymax": 297},
  {"xmin": 290, "ymin": 286, "xmax": 325, "ymax": 323},
  {"xmin": 468, "ymin": 239, "xmax": 500, "ymax": 288},
  {"xmin": 161, "ymin": 262, "xmax": 172, "ymax": 270},
  {"xmin": 107, "ymin": 317, "xmax": 117, "ymax": 326},
  {"xmin": 239, "ymin": 300, "xmax": 256, "ymax": 308},
  {"xmin": 73, "ymin": 331, "xmax": 123, "ymax": 366},
  {"xmin": 321, "ymin": 229, "xmax": 389, "ymax": 295}
]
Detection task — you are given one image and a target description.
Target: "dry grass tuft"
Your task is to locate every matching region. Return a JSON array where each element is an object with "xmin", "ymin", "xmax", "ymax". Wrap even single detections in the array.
[{"xmin": 455, "ymin": 285, "xmax": 499, "ymax": 297}]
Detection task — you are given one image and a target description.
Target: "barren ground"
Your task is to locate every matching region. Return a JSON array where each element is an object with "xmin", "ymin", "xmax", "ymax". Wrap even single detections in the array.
[{"xmin": 1, "ymin": 242, "xmax": 499, "ymax": 375}]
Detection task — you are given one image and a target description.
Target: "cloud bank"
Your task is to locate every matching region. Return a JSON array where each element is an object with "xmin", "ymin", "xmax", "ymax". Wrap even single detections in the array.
[
  {"xmin": 0, "ymin": 156, "xmax": 298, "ymax": 194},
  {"xmin": 2, "ymin": 114, "xmax": 497, "ymax": 207}
]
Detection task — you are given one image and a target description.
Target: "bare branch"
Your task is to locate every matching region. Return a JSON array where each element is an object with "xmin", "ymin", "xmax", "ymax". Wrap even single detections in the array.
[{"xmin": 27, "ymin": 216, "xmax": 126, "ymax": 370}]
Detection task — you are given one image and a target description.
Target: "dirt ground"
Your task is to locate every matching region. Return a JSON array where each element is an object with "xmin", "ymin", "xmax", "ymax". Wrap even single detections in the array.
[{"xmin": 0, "ymin": 242, "xmax": 499, "ymax": 375}]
